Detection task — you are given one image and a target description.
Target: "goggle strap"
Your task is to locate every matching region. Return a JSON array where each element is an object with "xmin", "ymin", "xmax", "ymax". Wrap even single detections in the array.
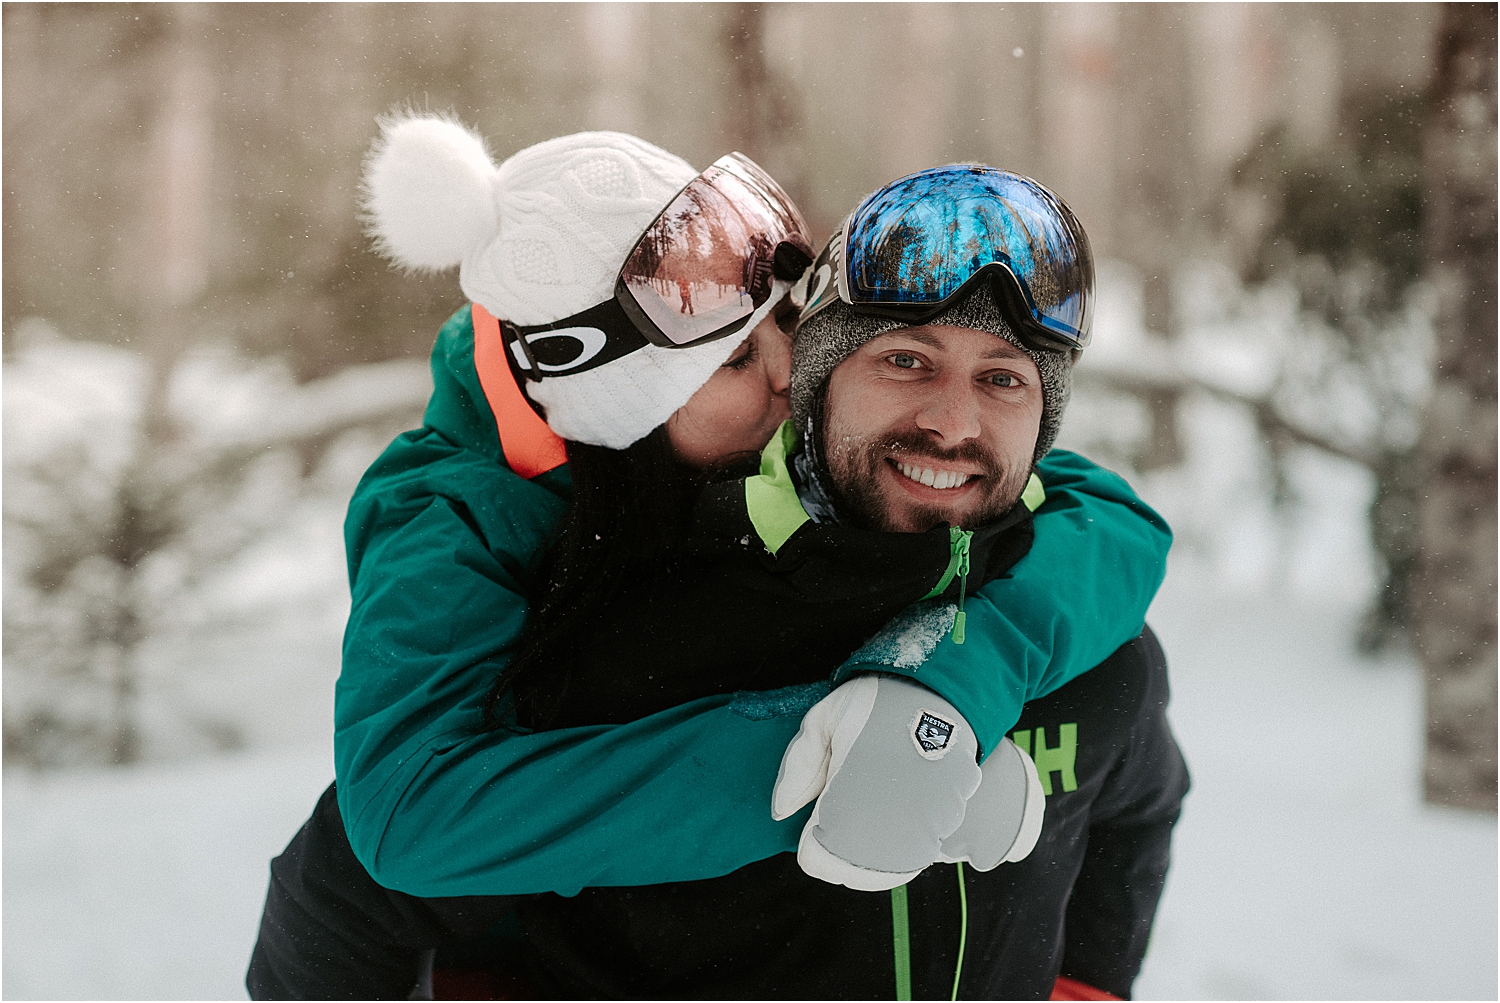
[
  {"xmin": 504, "ymin": 299, "xmax": 653, "ymax": 376},
  {"xmin": 833, "ymin": 217, "xmax": 852, "ymax": 306},
  {"xmin": 795, "ymin": 220, "xmax": 849, "ymax": 327},
  {"xmin": 504, "ymin": 320, "xmax": 544, "ymax": 381}
]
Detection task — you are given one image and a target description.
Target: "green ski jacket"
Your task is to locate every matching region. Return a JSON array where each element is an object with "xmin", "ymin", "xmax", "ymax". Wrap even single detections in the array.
[{"xmin": 335, "ymin": 305, "xmax": 1171, "ymax": 898}]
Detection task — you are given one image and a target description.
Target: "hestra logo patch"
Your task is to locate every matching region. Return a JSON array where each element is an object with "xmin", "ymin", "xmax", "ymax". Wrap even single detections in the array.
[{"xmin": 911, "ymin": 709, "xmax": 957, "ymax": 759}]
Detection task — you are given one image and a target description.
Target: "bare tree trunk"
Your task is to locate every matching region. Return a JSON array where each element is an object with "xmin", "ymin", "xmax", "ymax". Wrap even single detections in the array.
[
  {"xmin": 720, "ymin": 1, "xmax": 803, "ymax": 188},
  {"xmin": 108, "ymin": 5, "xmax": 216, "ymax": 764},
  {"xmin": 1415, "ymin": 1, "xmax": 1497, "ymax": 811}
]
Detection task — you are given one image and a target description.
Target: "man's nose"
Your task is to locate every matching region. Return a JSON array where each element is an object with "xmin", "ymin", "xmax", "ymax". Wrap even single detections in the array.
[{"xmin": 913, "ymin": 374, "xmax": 982, "ymax": 444}]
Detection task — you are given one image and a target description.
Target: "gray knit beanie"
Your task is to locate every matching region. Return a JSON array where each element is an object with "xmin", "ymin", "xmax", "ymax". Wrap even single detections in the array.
[{"xmin": 791, "ymin": 282, "xmax": 1074, "ymax": 465}]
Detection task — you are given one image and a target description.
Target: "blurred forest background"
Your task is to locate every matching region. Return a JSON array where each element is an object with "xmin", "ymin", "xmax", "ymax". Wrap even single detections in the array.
[
  {"xmin": 3, "ymin": 4, "xmax": 1495, "ymax": 999},
  {"xmin": 6, "ymin": 0, "xmax": 1492, "ymax": 803}
]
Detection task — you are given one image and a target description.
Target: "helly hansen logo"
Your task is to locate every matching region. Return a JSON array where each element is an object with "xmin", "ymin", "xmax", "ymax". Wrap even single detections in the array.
[
  {"xmin": 912, "ymin": 710, "xmax": 957, "ymax": 759},
  {"xmin": 1012, "ymin": 723, "xmax": 1078, "ymax": 795}
]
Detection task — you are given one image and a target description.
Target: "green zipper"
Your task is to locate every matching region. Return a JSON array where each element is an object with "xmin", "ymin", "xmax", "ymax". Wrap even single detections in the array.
[
  {"xmin": 952, "ymin": 533, "xmax": 971, "ymax": 646},
  {"xmin": 920, "ymin": 527, "xmax": 973, "ymax": 645}
]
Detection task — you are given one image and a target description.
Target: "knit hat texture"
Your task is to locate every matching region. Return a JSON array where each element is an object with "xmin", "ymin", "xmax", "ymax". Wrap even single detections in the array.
[
  {"xmin": 363, "ymin": 114, "xmax": 776, "ymax": 449},
  {"xmin": 790, "ymin": 283, "xmax": 1073, "ymax": 464}
]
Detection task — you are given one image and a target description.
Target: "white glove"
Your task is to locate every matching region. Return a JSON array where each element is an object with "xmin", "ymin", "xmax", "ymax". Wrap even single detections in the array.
[
  {"xmin": 772, "ymin": 674, "xmax": 982, "ymax": 891},
  {"xmin": 937, "ymin": 737, "xmax": 1045, "ymax": 870}
]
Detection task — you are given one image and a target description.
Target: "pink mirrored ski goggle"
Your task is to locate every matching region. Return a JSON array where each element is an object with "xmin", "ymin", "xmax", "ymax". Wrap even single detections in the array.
[
  {"xmin": 616, "ymin": 152, "xmax": 814, "ymax": 348},
  {"xmin": 502, "ymin": 153, "xmax": 814, "ymax": 382}
]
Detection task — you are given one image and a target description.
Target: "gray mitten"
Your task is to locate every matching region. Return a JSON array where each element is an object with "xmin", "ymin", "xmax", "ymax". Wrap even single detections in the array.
[
  {"xmin": 937, "ymin": 737, "xmax": 1045, "ymax": 870},
  {"xmin": 771, "ymin": 674, "xmax": 982, "ymax": 891}
]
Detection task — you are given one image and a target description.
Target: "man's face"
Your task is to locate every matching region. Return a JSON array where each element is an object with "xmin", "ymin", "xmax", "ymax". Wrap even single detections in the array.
[{"xmin": 821, "ymin": 325, "xmax": 1043, "ymax": 533}]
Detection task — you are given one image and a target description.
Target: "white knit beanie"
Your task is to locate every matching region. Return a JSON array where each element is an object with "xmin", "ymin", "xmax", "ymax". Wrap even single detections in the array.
[{"xmin": 362, "ymin": 114, "xmax": 784, "ymax": 448}]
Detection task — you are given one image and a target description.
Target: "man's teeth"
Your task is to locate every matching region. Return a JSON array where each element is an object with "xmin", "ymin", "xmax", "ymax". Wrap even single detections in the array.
[{"xmin": 895, "ymin": 461, "xmax": 971, "ymax": 490}]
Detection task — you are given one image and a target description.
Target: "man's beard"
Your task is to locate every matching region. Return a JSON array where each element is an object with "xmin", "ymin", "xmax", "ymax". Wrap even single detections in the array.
[{"xmin": 823, "ymin": 426, "xmax": 1031, "ymax": 533}]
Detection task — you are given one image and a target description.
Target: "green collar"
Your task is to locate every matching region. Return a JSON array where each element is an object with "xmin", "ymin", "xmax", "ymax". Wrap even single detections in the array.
[{"xmin": 745, "ymin": 421, "xmax": 811, "ymax": 556}]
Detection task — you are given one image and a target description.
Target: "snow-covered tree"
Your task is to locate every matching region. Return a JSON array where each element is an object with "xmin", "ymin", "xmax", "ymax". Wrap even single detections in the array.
[{"xmin": 3, "ymin": 319, "xmax": 429, "ymax": 767}]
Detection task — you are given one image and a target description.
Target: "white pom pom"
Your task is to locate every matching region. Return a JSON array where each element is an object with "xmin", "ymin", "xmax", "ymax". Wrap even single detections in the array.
[{"xmin": 361, "ymin": 113, "xmax": 499, "ymax": 272}]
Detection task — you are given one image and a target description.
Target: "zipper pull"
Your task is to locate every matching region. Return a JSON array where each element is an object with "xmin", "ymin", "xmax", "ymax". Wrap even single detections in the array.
[{"xmin": 951, "ymin": 529, "xmax": 972, "ymax": 645}]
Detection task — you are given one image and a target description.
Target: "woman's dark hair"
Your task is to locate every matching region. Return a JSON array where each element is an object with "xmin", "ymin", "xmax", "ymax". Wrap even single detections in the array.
[{"xmin": 483, "ymin": 427, "xmax": 713, "ymax": 732}]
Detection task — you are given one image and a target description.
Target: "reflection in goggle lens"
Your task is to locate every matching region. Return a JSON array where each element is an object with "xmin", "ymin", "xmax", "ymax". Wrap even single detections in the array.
[
  {"xmin": 841, "ymin": 168, "xmax": 1094, "ymax": 350},
  {"xmin": 620, "ymin": 154, "xmax": 812, "ymax": 347}
]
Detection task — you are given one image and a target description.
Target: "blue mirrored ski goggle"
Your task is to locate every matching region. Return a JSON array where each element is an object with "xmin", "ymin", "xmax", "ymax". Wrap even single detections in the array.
[{"xmin": 801, "ymin": 166, "xmax": 1095, "ymax": 353}]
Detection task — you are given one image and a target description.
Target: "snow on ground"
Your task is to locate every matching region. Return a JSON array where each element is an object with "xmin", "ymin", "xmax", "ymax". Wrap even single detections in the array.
[
  {"xmin": 1134, "ymin": 573, "xmax": 1497, "ymax": 1001},
  {"xmin": 4, "ymin": 573, "xmax": 1493, "ymax": 1001},
  {"xmin": 3, "ymin": 746, "xmax": 334, "ymax": 1000}
]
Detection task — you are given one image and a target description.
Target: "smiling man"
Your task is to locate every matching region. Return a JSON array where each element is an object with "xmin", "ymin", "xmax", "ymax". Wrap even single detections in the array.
[{"xmin": 756, "ymin": 167, "xmax": 1190, "ymax": 997}]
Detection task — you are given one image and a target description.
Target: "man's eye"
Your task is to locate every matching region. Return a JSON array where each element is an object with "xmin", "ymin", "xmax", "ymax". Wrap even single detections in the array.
[
  {"xmin": 890, "ymin": 353, "xmax": 918, "ymax": 369},
  {"xmin": 989, "ymin": 372, "xmax": 1018, "ymax": 387}
]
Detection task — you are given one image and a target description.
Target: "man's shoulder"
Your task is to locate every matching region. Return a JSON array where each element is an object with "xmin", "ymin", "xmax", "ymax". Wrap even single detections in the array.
[{"xmin": 1007, "ymin": 626, "xmax": 1172, "ymax": 808}]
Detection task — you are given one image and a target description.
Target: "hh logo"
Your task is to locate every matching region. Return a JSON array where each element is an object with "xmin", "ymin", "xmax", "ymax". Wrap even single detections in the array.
[{"xmin": 1012, "ymin": 723, "xmax": 1078, "ymax": 795}]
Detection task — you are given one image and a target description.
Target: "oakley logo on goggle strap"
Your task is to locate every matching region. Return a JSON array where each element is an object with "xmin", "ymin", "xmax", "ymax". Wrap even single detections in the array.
[
  {"xmin": 502, "ymin": 299, "xmax": 651, "ymax": 380},
  {"xmin": 508, "ymin": 327, "xmax": 609, "ymax": 374}
]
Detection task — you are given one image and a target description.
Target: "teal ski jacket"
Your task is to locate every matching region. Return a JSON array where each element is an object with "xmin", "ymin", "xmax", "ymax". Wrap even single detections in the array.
[{"xmin": 334, "ymin": 305, "xmax": 1171, "ymax": 898}]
